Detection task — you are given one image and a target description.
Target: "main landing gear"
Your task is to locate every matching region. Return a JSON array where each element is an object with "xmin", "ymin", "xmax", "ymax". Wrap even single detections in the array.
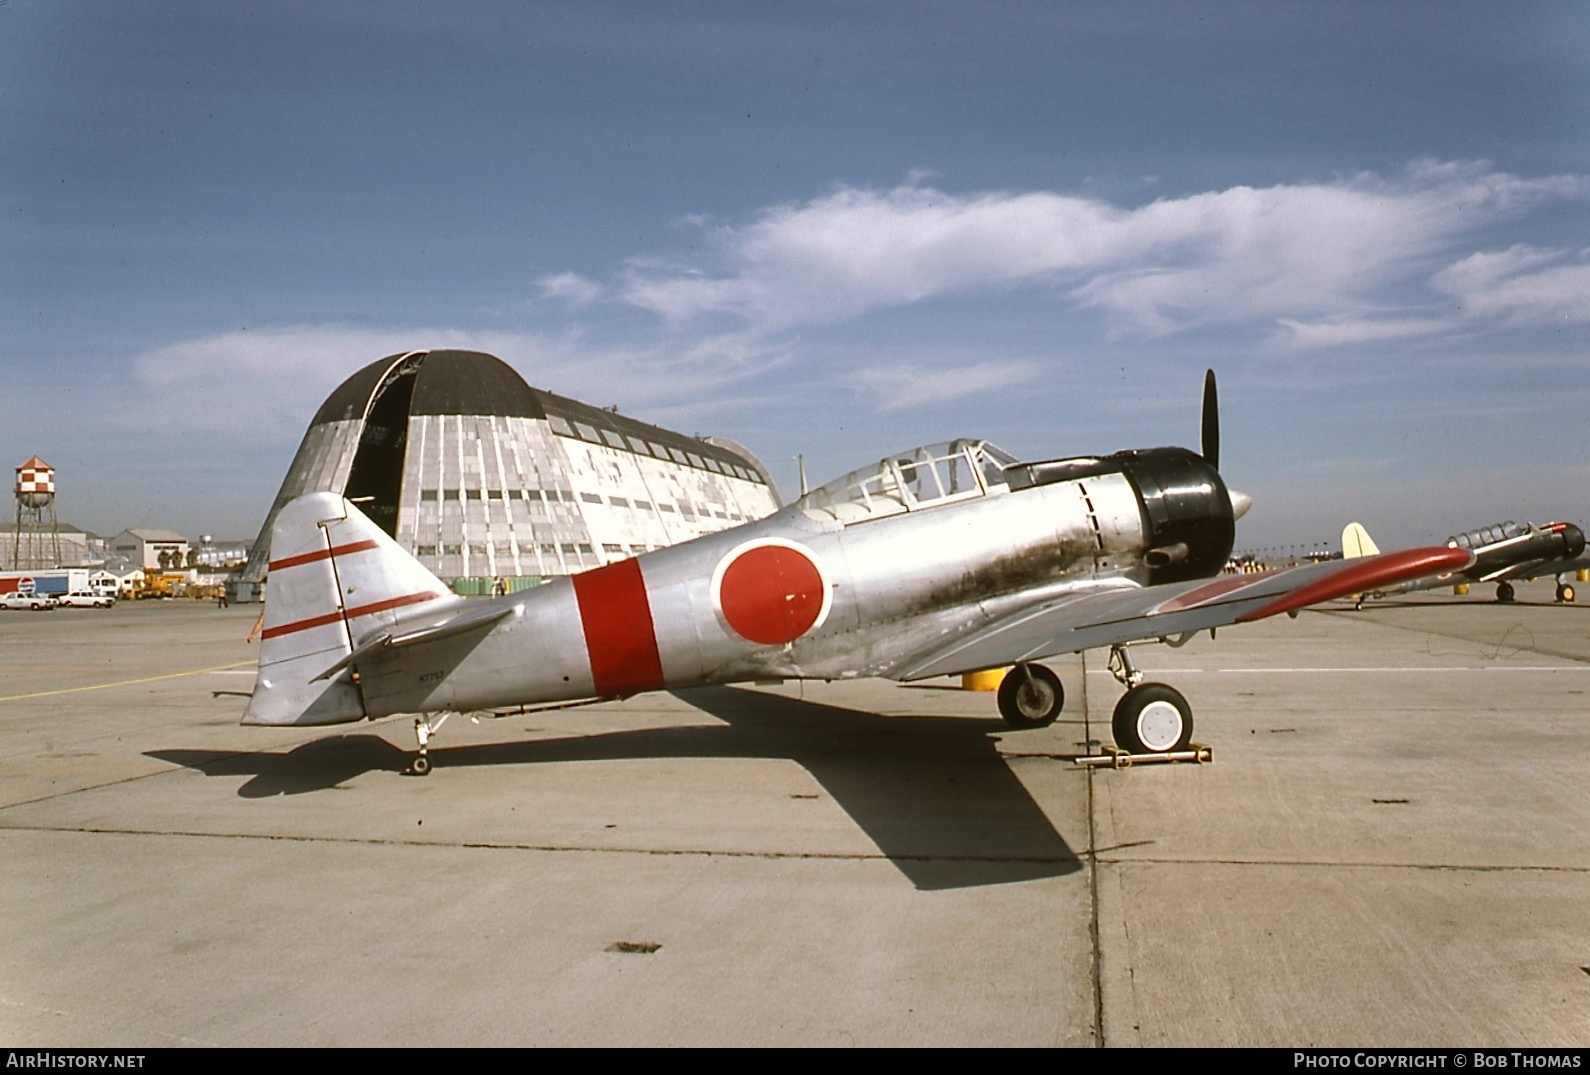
[
  {"xmin": 1105, "ymin": 645, "xmax": 1194, "ymax": 754},
  {"xmin": 996, "ymin": 644, "xmax": 1200, "ymax": 760},
  {"xmin": 409, "ymin": 713, "xmax": 453, "ymax": 776}
]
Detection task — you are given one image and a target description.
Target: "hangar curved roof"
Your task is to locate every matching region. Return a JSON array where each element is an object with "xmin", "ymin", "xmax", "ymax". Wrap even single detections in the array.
[{"xmin": 311, "ymin": 350, "xmax": 547, "ymax": 425}]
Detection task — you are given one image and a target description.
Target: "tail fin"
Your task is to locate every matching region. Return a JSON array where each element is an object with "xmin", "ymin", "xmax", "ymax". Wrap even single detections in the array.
[
  {"xmin": 1341, "ymin": 522, "xmax": 1380, "ymax": 560},
  {"xmin": 242, "ymin": 493, "xmax": 453, "ymax": 726}
]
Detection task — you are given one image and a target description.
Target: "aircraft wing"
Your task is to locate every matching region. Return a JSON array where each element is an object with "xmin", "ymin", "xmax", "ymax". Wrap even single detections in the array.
[
  {"xmin": 1486, "ymin": 551, "xmax": 1590, "ymax": 583},
  {"xmin": 890, "ymin": 546, "xmax": 1474, "ymax": 681}
]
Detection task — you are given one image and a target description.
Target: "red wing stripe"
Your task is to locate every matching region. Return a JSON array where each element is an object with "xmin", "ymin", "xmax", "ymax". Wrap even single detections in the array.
[
  {"xmin": 1152, "ymin": 573, "xmax": 1275, "ymax": 615},
  {"xmin": 572, "ymin": 559, "xmax": 665, "ymax": 697},
  {"xmin": 1237, "ymin": 547, "xmax": 1474, "ymax": 623},
  {"xmin": 260, "ymin": 591, "xmax": 445, "ymax": 640},
  {"xmin": 269, "ymin": 539, "xmax": 380, "ymax": 572}
]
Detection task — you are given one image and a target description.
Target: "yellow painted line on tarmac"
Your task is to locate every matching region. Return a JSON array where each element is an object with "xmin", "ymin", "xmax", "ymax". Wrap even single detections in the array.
[{"xmin": 0, "ymin": 661, "xmax": 255, "ymax": 703}]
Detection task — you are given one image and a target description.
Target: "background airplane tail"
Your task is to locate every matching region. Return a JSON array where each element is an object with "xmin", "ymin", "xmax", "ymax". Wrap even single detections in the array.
[
  {"xmin": 242, "ymin": 492, "xmax": 454, "ymax": 726},
  {"xmin": 1341, "ymin": 522, "xmax": 1380, "ymax": 560}
]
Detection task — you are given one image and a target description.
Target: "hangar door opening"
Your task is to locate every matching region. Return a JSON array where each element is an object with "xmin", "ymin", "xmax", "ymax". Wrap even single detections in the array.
[{"xmin": 342, "ymin": 357, "xmax": 421, "ymax": 538}]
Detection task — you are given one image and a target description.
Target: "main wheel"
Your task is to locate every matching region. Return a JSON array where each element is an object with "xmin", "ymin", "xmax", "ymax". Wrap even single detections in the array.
[
  {"xmin": 1556, "ymin": 583, "xmax": 1575, "ymax": 603},
  {"xmin": 1112, "ymin": 683, "xmax": 1193, "ymax": 754},
  {"xmin": 1496, "ymin": 581, "xmax": 1516, "ymax": 603},
  {"xmin": 997, "ymin": 664, "xmax": 1064, "ymax": 728}
]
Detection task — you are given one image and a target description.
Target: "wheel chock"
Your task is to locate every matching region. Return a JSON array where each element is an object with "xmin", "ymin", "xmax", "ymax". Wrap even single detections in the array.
[{"xmin": 1075, "ymin": 742, "xmax": 1213, "ymax": 769}]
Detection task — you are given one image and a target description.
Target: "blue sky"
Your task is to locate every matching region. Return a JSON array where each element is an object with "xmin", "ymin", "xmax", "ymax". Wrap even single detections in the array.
[{"xmin": 4, "ymin": 1, "xmax": 1588, "ymax": 552}]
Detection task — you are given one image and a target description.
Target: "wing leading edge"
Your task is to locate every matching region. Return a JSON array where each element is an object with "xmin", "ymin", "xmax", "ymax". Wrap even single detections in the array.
[{"xmin": 891, "ymin": 546, "xmax": 1474, "ymax": 681}]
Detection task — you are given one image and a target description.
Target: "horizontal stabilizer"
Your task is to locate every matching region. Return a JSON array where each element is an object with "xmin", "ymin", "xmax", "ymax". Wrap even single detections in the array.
[{"xmin": 315, "ymin": 601, "xmax": 518, "ymax": 681}]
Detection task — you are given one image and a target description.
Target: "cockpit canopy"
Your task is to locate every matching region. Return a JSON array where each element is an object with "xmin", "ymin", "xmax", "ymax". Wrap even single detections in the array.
[{"xmin": 798, "ymin": 439, "xmax": 1019, "ymax": 525}]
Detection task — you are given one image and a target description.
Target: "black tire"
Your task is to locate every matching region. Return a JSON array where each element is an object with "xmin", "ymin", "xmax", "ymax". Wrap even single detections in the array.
[
  {"xmin": 411, "ymin": 755, "xmax": 432, "ymax": 776},
  {"xmin": 1556, "ymin": 583, "xmax": 1575, "ymax": 604},
  {"xmin": 996, "ymin": 664, "xmax": 1064, "ymax": 728},
  {"xmin": 1496, "ymin": 581, "xmax": 1516, "ymax": 603},
  {"xmin": 1112, "ymin": 683, "xmax": 1193, "ymax": 754}
]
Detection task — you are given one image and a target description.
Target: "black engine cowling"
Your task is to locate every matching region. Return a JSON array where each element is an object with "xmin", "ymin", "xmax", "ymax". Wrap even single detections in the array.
[{"xmin": 1113, "ymin": 447, "xmax": 1236, "ymax": 584}]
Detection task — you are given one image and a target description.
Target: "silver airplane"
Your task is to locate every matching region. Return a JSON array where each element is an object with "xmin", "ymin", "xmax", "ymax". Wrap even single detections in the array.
[
  {"xmin": 243, "ymin": 373, "xmax": 1471, "ymax": 773},
  {"xmin": 1344, "ymin": 519, "xmax": 1587, "ymax": 604}
]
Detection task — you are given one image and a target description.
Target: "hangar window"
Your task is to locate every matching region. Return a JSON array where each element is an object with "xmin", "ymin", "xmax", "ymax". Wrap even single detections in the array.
[
  {"xmin": 574, "ymin": 422, "xmax": 602, "ymax": 442},
  {"xmin": 601, "ymin": 429, "xmax": 626, "ymax": 449},
  {"xmin": 549, "ymin": 416, "xmax": 574, "ymax": 437},
  {"xmin": 581, "ymin": 493, "xmax": 603, "ymax": 505}
]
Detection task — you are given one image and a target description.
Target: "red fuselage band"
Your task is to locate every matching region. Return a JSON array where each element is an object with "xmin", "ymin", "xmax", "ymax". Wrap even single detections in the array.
[{"xmin": 572, "ymin": 559, "xmax": 666, "ymax": 697}]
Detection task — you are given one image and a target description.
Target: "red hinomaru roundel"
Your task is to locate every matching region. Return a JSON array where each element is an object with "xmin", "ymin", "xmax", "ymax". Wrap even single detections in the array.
[{"xmin": 710, "ymin": 538, "xmax": 832, "ymax": 646}]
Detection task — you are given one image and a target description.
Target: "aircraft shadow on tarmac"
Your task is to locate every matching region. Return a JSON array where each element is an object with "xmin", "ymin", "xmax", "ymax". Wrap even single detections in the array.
[{"xmin": 149, "ymin": 686, "xmax": 1082, "ymax": 891}]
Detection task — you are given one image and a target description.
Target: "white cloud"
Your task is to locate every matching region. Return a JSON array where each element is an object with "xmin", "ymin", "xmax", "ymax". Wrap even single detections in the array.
[
  {"xmin": 1432, "ymin": 245, "xmax": 1590, "ymax": 324},
  {"xmin": 844, "ymin": 359, "xmax": 1043, "ymax": 413},
  {"xmin": 617, "ymin": 162, "xmax": 1588, "ymax": 341},
  {"xmin": 122, "ymin": 323, "xmax": 793, "ymax": 440},
  {"xmin": 538, "ymin": 271, "xmax": 603, "ymax": 307},
  {"xmin": 1271, "ymin": 317, "xmax": 1454, "ymax": 350}
]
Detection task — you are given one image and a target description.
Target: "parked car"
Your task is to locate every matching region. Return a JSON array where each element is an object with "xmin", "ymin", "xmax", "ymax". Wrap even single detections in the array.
[
  {"xmin": 0, "ymin": 591, "xmax": 58, "ymax": 611},
  {"xmin": 56, "ymin": 590, "xmax": 115, "ymax": 609}
]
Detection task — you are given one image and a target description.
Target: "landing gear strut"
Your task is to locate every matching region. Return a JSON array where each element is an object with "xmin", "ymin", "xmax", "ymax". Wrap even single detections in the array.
[
  {"xmin": 997, "ymin": 663, "xmax": 1064, "ymax": 728},
  {"xmin": 410, "ymin": 713, "xmax": 452, "ymax": 776}
]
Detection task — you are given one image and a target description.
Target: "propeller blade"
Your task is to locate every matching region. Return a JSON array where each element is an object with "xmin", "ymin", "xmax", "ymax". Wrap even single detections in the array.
[{"xmin": 1201, "ymin": 368, "xmax": 1219, "ymax": 469}]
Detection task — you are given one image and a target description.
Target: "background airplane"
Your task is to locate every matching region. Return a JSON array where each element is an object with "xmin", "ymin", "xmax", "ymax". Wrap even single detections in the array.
[
  {"xmin": 1343, "ymin": 519, "xmax": 1587, "ymax": 604},
  {"xmin": 242, "ymin": 373, "xmax": 1471, "ymax": 772}
]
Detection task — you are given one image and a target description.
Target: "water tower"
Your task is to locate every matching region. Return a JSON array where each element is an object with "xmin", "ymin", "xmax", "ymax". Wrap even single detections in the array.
[{"xmin": 11, "ymin": 456, "xmax": 62, "ymax": 571}]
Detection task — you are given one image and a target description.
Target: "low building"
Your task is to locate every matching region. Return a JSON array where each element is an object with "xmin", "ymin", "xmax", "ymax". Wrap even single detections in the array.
[
  {"xmin": 0, "ymin": 521, "xmax": 98, "ymax": 570},
  {"xmin": 110, "ymin": 529, "xmax": 191, "ymax": 571}
]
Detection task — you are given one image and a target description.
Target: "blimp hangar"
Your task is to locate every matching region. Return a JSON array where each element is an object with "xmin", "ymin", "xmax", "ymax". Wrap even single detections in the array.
[{"xmin": 234, "ymin": 349, "xmax": 782, "ymax": 601}]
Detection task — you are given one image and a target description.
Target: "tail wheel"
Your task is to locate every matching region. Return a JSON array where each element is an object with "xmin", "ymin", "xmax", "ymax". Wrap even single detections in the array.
[
  {"xmin": 997, "ymin": 663, "xmax": 1064, "ymax": 728},
  {"xmin": 1112, "ymin": 683, "xmax": 1193, "ymax": 754}
]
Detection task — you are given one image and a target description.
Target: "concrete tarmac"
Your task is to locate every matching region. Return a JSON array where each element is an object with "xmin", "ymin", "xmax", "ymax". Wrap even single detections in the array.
[{"xmin": 0, "ymin": 585, "xmax": 1586, "ymax": 1047}]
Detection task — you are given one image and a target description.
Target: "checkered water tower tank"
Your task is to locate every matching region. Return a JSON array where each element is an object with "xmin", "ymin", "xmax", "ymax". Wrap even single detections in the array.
[{"xmin": 15, "ymin": 456, "xmax": 54, "ymax": 509}]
